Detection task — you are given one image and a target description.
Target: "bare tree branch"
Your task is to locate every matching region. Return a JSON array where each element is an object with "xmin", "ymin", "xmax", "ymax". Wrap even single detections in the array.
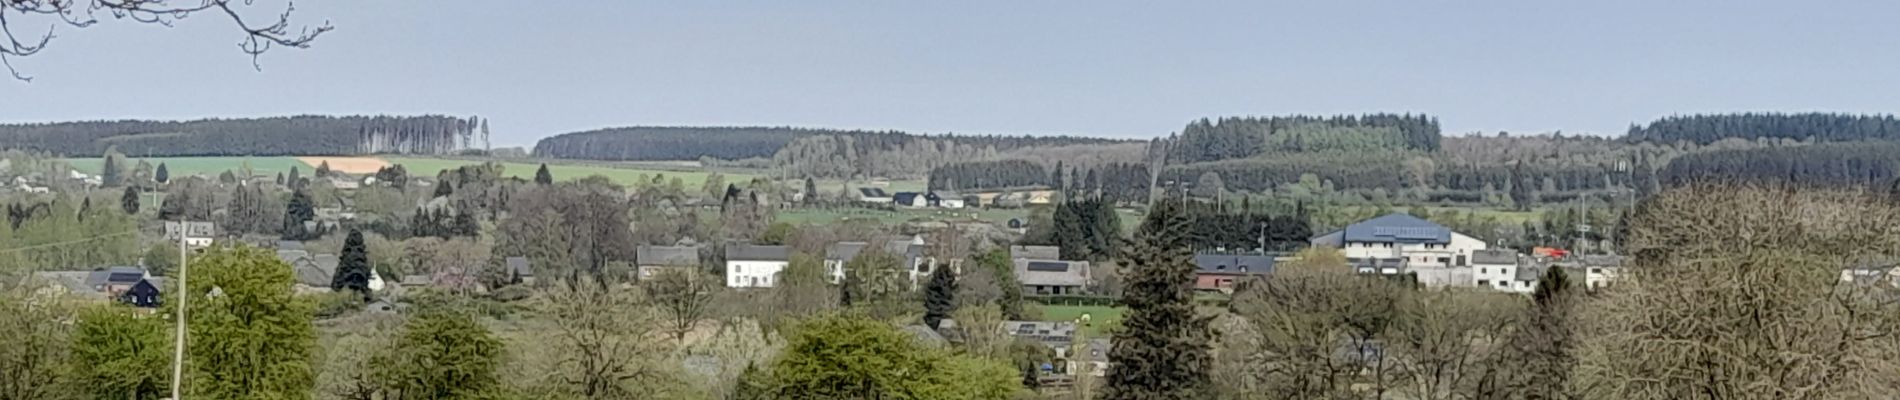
[{"xmin": 0, "ymin": 0, "xmax": 330, "ymax": 80}]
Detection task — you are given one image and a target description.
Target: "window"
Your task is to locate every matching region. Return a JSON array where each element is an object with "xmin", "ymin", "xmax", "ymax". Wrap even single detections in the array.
[
  {"xmin": 1480, "ymin": 268, "xmax": 1487, "ymax": 274},
  {"xmin": 1216, "ymin": 265, "xmax": 1227, "ymax": 271},
  {"xmin": 1436, "ymin": 257, "xmax": 1450, "ymax": 264},
  {"xmin": 1478, "ymin": 280, "xmax": 1490, "ymax": 286},
  {"xmin": 1590, "ymin": 268, "xmax": 1602, "ymax": 274},
  {"xmin": 1382, "ymin": 243, "xmax": 1394, "ymax": 248}
]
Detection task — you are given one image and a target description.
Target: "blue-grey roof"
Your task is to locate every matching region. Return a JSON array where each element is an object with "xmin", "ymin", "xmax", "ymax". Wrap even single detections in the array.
[
  {"xmin": 892, "ymin": 192, "xmax": 921, "ymax": 204},
  {"xmin": 1336, "ymin": 213, "xmax": 1450, "ymax": 244},
  {"xmin": 1193, "ymin": 254, "xmax": 1276, "ymax": 274}
]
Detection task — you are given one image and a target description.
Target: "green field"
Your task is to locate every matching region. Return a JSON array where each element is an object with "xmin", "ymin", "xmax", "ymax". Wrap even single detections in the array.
[
  {"xmin": 382, "ymin": 157, "xmax": 758, "ymax": 188},
  {"xmin": 63, "ymin": 156, "xmax": 312, "ymax": 176},
  {"xmin": 1037, "ymin": 305, "xmax": 1124, "ymax": 336}
]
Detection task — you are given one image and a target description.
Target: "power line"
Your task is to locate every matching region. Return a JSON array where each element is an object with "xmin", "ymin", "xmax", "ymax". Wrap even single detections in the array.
[{"xmin": 0, "ymin": 229, "xmax": 139, "ymax": 254}]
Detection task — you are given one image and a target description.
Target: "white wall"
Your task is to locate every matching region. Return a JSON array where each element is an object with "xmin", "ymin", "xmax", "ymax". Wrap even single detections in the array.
[
  {"xmin": 726, "ymin": 260, "xmax": 788, "ymax": 288},
  {"xmin": 1335, "ymin": 231, "xmax": 1487, "ymax": 268},
  {"xmin": 1472, "ymin": 262, "xmax": 1517, "ymax": 291}
]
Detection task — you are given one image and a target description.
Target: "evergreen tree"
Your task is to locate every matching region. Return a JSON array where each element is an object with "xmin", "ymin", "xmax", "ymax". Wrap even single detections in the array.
[
  {"xmin": 288, "ymin": 166, "xmax": 303, "ymax": 190},
  {"xmin": 315, "ymin": 161, "xmax": 332, "ymax": 178},
  {"xmin": 1504, "ymin": 265, "xmax": 1577, "ymax": 400},
  {"xmin": 410, "ymin": 207, "xmax": 436, "ymax": 238},
  {"xmin": 332, "ymin": 229, "xmax": 372, "ymax": 298},
  {"xmin": 1510, "ymin": 163, "xmax": 1533, "ymax": 210},
  {"xmin": 434, "ymin": 180, "xmax": 455, "ymax": 198},
  {"xmin": 1052, "ymin": 201, "xmax": 1088, "ymax": 260},
  {"xmin": 121, "ymin": 186, "xmax": 139, "ymax": 215},
  {"xmin": 100, "ymin": 152, "xmax": 124, "ymax": 187},
  {"xmin": 452, "ymin": 209, "xmax": 479, "ymax": 237},
  {"xmin": 1051, "ymin": 160, "xmax": 1066, "ymax": 189},
  {"xmin": 282, "ymin": 189, "xmax": 316, "ymax": 240},
  {"xmin": 1103, "ymin": 201, "xmax": 1212, "ymax": 400},
  {"xmin": 803, "ymin": 177, "xmax": 820, "ymax": 205},
  {"xmin": 154, "ymin": 162, "xmax": 169, "ymax": 184},
  {"xmin": 533, "ymin": 163, "xmax": 554, "ymax": 185},
  {"xmin": 275, "ymin": 172, "xmax": 285, "ymax": 185},
  {"xmin": 923, "ymin": 264, "xmax": 957, "ymax": 330}
]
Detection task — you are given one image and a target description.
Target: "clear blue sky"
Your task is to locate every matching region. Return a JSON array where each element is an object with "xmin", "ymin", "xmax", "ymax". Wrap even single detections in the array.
[{"xmin": 5, "ymin": 1, "xmax": 1899, "ymax": 146}]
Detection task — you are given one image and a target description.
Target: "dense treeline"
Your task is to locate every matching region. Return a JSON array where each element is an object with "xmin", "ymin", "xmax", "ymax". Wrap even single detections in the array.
[
  {"xmin": 1658, "ymin": 142, "xmax": 1900, "ymax": 188},
  {"xmin": 1178, "ymin": 201, "xmax": 1311, "ymax": 252},
  {"xmin": 773, "ymin": 133, "xmax": 1129, "ymax": 180},
  {"xmin": 1166, "ymin": 114, "xmax": 1440, "ymax": 164},
  {"xmin": 927, "ymin": 160, "xmax": 1046, "ymax": 191},
  {"xmin": 1626, "ymin": 112, "xmax": 1900, "ymax": 145},
  {"xmin": 1162, "ymin": 152, "xmax": 1409, "ymax": 193},
  {"xmin": 532, "ymin": 126, "xmax": 1126, "ymax": 170},
  {"xmin": 0, "ymin": 115, "xmax": 481, "ymax": 157}
]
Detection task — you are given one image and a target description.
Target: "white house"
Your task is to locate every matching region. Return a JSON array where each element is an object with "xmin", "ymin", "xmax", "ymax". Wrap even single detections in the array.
[
  {"xmin": 1310, "ymin": 213, "xmax": 1488, "ymax": 269},
  {"xmin": 856, "ymin": 188, "xmax": 893, "ymax": 204},
  {"xmin": 824, "ymin": 242, "xmax": 867, "ymax": 283},
  {"xmin": 164, "ymin": 221, "xmax": 217, "ymax": 248},
  {"xmin": 725, "ymin": 244, "xmax": 791, "ymax": 288},
  {"xmin": 1470, "ymin": 249, "xmax": 1526, "ymax": 292}
]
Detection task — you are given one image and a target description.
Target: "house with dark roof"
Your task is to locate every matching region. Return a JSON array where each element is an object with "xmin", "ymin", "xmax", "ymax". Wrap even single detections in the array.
[
  {"xmin": 725, "ymin": 244, "xmax": 791, "ymax": 288},
  {"xmin": 1010, "ymin": 245, "xmax": 1061, "ymax": 261},
  {"xmin": 120, "ymin": 278, "xmax": 163, "ymax": 308},
  {"xmin": 1192, "ymin": 254, "xmax": 1277, "ymax": 291},
  {"xmin": 636, "ymin": 245, "xmax": 701, "ymax": 280},
  {"xmin": 824, "ymin": 242, "xmax": 869, "ymax": 283},
  {"xmin": 1470, "ymin": 249, "xmax": 1526, "ymax": 292},
  {"xmin": 1014, "ymin": 259, "xmax": 1090, "ymax": 295},
  {"xmin": 892, "ymin": 192, "xmax": 927, "ymax": 208},
  {"xmin": 1310, "ymin": 213, "xmax": 1488, "ymax": 271},
  {"xmin": 506, "ymin": 256, "xmax": 535, "ymax": 284}
]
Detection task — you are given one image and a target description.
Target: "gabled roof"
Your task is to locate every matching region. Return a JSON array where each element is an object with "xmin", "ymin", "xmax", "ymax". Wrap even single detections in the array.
[
  {"xmin": 826, "ymin": 242, "xmax": 869, "ymax": 262},
  {"xmin": 1193, "ymin": 254, "xmax": 1276, "ymax": 275},
  {"xmin": 1471, "ymin": 249, "xmax": 1518, "ymax": 265},
  {"xmin": 637, "ymin": 246, "xmax": 700, "ymax": 267},
  {"xmin": 857, "ymin": 187, "xmax": 890, "ymax": 198},
  {"xmin": 883, "ymin": 239, "xmax": 924, "ymax": 259},
  {"xmin": 1323, "ymin": 213, "xmax": 1452, "ymax": 244},
  {"xmin": 892, "ymin": 192, "xmax": 921, "ymax": 204},
  {"xmin": 1014, "ymin": 259, "xmax": 1090, "ymax": 287},
  {"xmin": 87, "ymin": 266, "xmax": 147, "ymax": 287},
  {"xmin": 725, "ymin": 244, "xmax": 790, "ymax": 262}
]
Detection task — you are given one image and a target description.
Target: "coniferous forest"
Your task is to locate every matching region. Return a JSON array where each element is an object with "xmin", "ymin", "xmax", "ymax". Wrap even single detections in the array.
[{"xmin": 0, "ymin": 115, "xmax": 484, "ymax": 156}]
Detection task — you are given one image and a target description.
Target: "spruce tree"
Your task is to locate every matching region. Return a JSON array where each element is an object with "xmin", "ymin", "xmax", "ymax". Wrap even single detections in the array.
[
  {"xmin": 332, "ymin": 229, "xmax": 372, "ymax": 298},
  {"xmin": 452, "ymin": 209, "xmax": 479, "ymax": 237},
  {"xmin": 121, "ymin": 186, "xmax": 140, "ymax": 215},
  {"xmin": 281, "ymin": 189, "xmax": 315, "ymax": 240},
  {"xmin": 1102, "ymin": 201, "xmax": 1212, "ymax": 400},
  {"xmin": 315, "ymin": 161, "xmax": 332, "ymax": 178},
  {"xmin": 287, "ymin": 166, "xmax": 302, "ymax": 190},
  {"xmin": 533, "ymin": 163, "xmax": 554, "ymax": 185},
  {"xmin": 923, "ymin": 264, "xmax": 957, "ymax": 330},
  {"xmin": 100, "ymin": 153, "xmax": 123, "ymax": 186},
  {"xmin": 803, "ymin": 177, "xmax": 819, "ymax": 205},
  {"xmin": 434, "ymin": 180, "xmax": 455, "ymax": 198},
  {"xmin": 274, "ymin": 172, "xmax": 285, "ymax": 185},
  {"xmin": 155, "ymin": 162, "xmax": 170, "ymax": 184},
  {"xmin": 1506, "ymin": 266, "xmax": 1577, "ymax": 400}
]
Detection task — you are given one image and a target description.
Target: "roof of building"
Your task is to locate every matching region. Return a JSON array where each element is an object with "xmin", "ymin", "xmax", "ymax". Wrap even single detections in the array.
[
  {"xmin": 1002, "ymin": 321, "xmax": 1078, "ymax": 342},
  {"xmin": 883, "ymin": 239, "xmax": 925, "ymax": 259},
  {"xmin": 1010, "ymin": 245, "xmax": 1061, "ymax": 261},
  {"xmin": 1014, "ymin": 259, "xmax": 1090, "ymax": 287},
  {"xmin": 892, "ymin": 192, "xmax": 921, "ymax": 205},
  {"xmin": 1321, "ymin": 213, "xmax": 1452, "ymax": 244},
  {"xmin": 292, "ymin": 254, "xmax": 340, "ymax": 287},
  {"xmin": 506, "ymin": 256, "xmax": 533, "ymax": 276},
  {"xmin": 87, "ymin": 266, "xmax": 147, "ymax": 287},
  {"xmin": 1080, "ymin": 338, "xmax": 1112, "ymax": 362},
  {"xmin": 826, "ymin": 242, "xmax": 869, "ymax": 261},
  {"xmin": 1193, "ymin": 254, "xmax": 1277, "ymax": 275},
  {"xmin": 857, "ymin": 187, "xmax": 890, "ymax": 198},
  {"xmin": 636, "ymin": 246, "xmax": 700, "ymax": 267},
  {"xmin": 32, "ymin": 271, "xmax": 97, "ymax": 294},
  {"xmin": 725, "ymin": 244, "xmax": 790, "ymax": 262},
  {"xmin": 1472, "ymin": 249, "xmax": 1518, "ymax": 265},
  {"xmin": 277, "ymin": 241, "xmax": 304, "ymax": 251},
  {"xmin": 400, "ymin": 275, "xmax": 432, "ymax": 286}
]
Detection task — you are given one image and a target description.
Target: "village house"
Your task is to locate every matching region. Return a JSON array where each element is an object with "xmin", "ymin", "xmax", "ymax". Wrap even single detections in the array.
[
  {"xmin": 506, "ymin": 256, "xmax": 535, "ymax": 285},
  {"xmin": 725, "ymin": 244, "xmax": 791, "ymax": 288},
  {"xmin": 29, "ymin": 267, "xmax": 162, "ymax": 307},
  {"xmin": 856, "ymin": 187, "xmax": 893, "ymax": 204},
  {"xmin": 1192, "ymin": 253, "xmax": 1277, "ymax": 291},
  {"xmin": 1469, "ymin": 249, "xmax": 1526, "ymax": 292},
  {"xmin": 1310, "ymin": 213, "xmax": 1488, "ymax": 271},
  {"xmin": 164, "ymin": 221, "xmax": 217, "ymax": 247},
  {"xmin": 1014, "ymin": 259, "xmax": 1090, "ymax": 295},
  {"xmin": 636, "ymin": 245, "xmax": 701, "ymax": 280},
  {"xmin": 824, "ymin": 241, "xmax": 868, "ymax": 283}
]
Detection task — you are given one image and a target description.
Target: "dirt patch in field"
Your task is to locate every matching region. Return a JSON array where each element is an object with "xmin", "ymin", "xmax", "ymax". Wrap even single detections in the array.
[{"xmin": 297, "ymin": 157, "xmax": 391, "ymax": 174}]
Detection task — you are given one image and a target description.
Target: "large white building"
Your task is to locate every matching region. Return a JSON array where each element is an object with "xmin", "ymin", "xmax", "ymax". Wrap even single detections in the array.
[
  {"xmin": 1309, "ymin": 213, "xmax": 1488, "ymax": 272},
  {"xmin": 724, "ymin": 244, "xmax": 791, "ymax": 288}
]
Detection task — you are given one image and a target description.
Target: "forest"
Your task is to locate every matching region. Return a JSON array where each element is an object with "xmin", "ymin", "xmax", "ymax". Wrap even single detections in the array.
[
  {"xmin": 0, "ymin": 115, "xmax": 483, "ymax": 157},
  {"xmin": 1659, "ymin": 141, "xmax": 1900, "ymax": 188},
  {"xmin": 1625, "ymin": 112, "xmax": 1900, "ymax": 145},
  {"xmin": 1164, "ymin": 113, "xmax": 1440, "ymax": 164}
]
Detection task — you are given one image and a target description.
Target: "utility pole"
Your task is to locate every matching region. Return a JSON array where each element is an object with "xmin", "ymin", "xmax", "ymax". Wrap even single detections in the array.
[{"xmin": 169, "ymin": 220, "xmax": 189, "ymax": 400}]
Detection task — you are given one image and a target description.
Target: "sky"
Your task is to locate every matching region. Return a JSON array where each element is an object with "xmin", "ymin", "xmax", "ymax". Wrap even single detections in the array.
[{"xmin": 6, "ymin": 1, "xmax": 1900, "ymax": 147}]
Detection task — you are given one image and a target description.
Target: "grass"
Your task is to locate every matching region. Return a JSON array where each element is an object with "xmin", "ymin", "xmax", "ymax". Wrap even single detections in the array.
[
  {"xmin": 63, "ymin": 156, "xmax": 311, "ymax": 176},
  {"xmin": 1037, "ymin": 304, "xmax": 1124, "ymax": 337}
]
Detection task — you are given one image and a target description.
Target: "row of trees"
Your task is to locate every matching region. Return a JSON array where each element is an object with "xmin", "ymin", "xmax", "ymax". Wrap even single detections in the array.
[
  {"xmin": 1659, "ymin": 141, "xmax": 1900, "ymax": 189},
  {"xmin": 0, "ymin": 115, "xmax": 481, "ymax": 157},
  {"xmin": 1626, "ymin": 112, "xmax": 1900, "ymax": 145},
  {"xmin": 1166, "ymin": 114, "xmax": 1441, "ymax": 164}
]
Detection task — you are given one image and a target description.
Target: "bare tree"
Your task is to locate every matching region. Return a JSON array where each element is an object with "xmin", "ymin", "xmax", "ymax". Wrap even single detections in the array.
[
  {"xmin": 540, "ymin": 278, "xmax": 666, "ymax": 399},
  {"xmin": 1575, "ymin": 184, "xmax": 1900, "ymax": 400},
  {"xmin": 0, "ymin": 0, "xmax": 331, "ymax": 80},
  {"xmin": 648, "ymin": 268, "xmax": 717, "ymax": 343}
]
